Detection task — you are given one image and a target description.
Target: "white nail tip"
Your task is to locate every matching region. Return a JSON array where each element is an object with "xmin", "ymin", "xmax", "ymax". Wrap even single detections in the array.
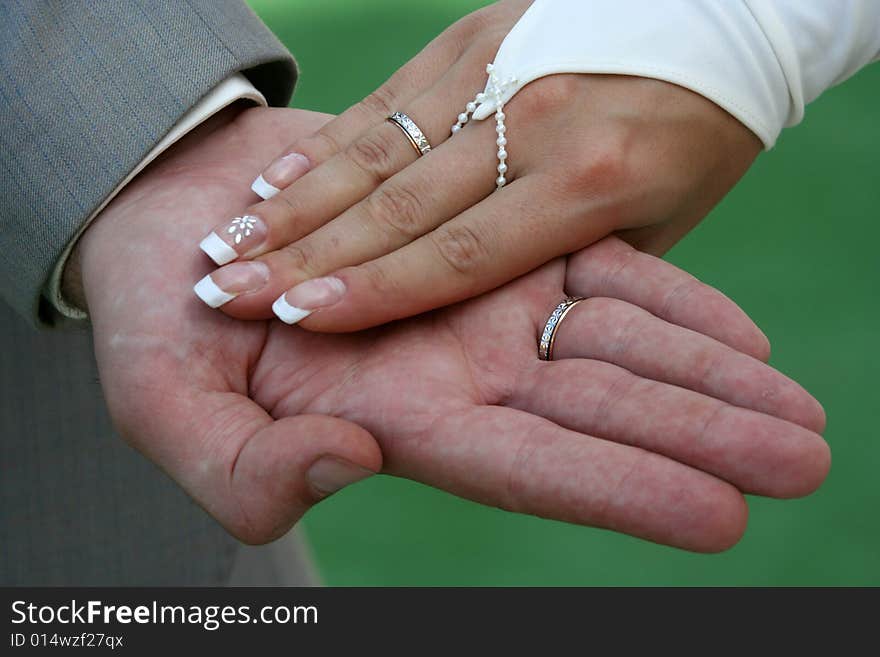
[
  {"xmin": 272, "ymin": 294, "xmax": 312, "ymax": 324},
  {"xmin": 199, "ymin": 232, "xmax": 238, "ymax": 266},
  {"xmin": 193, "ymin": 275, "xmax": 236, "ymax": 308},
  {"xmin": 251, "ymin": 174, "xmax": 280, "ymax": 200}
]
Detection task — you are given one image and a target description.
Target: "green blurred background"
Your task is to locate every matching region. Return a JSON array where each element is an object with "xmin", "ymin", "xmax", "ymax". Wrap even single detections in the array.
[{"xmin": 250, "ymin": 0, "xmax": 879, "ymax": 585}]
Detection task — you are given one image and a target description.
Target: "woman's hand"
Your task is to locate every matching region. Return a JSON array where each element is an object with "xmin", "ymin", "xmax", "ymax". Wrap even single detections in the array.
[{"xmin": 194, "ymin": 0, "xmax": 761, "ymax": 331}]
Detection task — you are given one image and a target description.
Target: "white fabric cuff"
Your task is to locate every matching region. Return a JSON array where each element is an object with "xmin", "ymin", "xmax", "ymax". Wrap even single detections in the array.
[
  {"xmin": 472, "ymin": 0, "xmax": 880, "ymax": 149},
  {"xmin": 46, "ymin": 73, "xmax": 267, "ymax": 320}
]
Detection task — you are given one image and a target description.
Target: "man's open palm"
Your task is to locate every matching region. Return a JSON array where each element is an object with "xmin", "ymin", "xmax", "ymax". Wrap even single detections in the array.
[{"xmin": 78, "ymin": 107, "xmax": 828, "ymax": 553}]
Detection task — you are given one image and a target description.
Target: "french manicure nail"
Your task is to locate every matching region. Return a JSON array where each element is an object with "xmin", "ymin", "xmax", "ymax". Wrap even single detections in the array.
[
  {"xmin": 199, "ymin": 214, "xmax": 267, "ymax": 265},
  {"xmin": 307, "ymin": 456, "xmax": 374, "ymax": 496},
  {"xmin": 193, "ymin": 261, "xmax": 269, "ymax": 308},
  {"xmin": 251, "ymin": 152, "xmax": 311, "ymax": 199},
  {"xmin": 272, "ymin": 276, "xmax": 346, "ymax": 324}
]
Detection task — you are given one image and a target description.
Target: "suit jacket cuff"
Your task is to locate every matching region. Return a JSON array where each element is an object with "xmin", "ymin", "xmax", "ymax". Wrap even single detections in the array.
[
  {"xmin": 45, "ymin": 74, "xmax": 267, "ymax": 320},
  {"xmin": 0, "ymin": 0, "xmax": 296, "ymax": 327}
]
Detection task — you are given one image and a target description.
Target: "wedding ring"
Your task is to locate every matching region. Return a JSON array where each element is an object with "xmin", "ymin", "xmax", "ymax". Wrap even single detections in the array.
[
  {"xmin": 538, "ymin": 297, "xmax": 586, "ymax": 361},
  {"xmin": 387, "ymin": 112, "xmax": 432, "ymax": 156}
]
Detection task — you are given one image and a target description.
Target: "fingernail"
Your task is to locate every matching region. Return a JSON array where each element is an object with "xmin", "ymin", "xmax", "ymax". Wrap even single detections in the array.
[
  {"xmin": 199, "ymin": 214, "xmax": 267, "ymax": 265},
  {"xmin": 272, "ymin": 276, "xmax": 346, "ymax": 324},
  {"xmin": 251, "ymin": 152, "xmax": 311, "ymax": 199},
  {"xmin": 193, "ymin": 261, "xmax": 269, "ymax": 308},
  {"xmin": 307, "ymin": 456, "xmax": 374, "ymax": 496}
]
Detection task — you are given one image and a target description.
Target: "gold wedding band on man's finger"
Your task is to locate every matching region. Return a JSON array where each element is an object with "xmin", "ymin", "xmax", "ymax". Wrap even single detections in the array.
[{"xmin": 538, "ymin": 297, "xmax": 587, "ymax": 361}]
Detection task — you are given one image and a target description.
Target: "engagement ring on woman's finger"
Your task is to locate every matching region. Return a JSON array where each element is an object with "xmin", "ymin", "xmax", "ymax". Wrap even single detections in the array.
[{"xmin": 387, "ymin": 111, "xmax": 432, "ymax": 156}]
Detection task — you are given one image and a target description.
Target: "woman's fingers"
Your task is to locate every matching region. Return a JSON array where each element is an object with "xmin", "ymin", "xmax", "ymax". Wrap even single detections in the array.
[
  {"xmin": 197, "ymin": 117, "xmax": 499, "ymax": 317},
  {"xmin": 509, "ymin": 358, "xmax": 829, "ymax": 500},
  {"xmin": 199, "ymin": 116, "xmax": 438, "ymax": 267},
  {"xmin": 261, "ymin": 176, "xmax": 618, "ymax": 331},
  {"xmin": 247, "ymin": 6, "xmax": 485, "ymax": 198},
  {"xmin": 197, "ymin": 24, "xmax": 498, "ymax": 267},
  {"xmin": 246, "ymin": 1, "xmax": 529, "ymax": 197},
  {"xmin": 387, "ymin": 404, "xmax": 748, "ymax": 553}
]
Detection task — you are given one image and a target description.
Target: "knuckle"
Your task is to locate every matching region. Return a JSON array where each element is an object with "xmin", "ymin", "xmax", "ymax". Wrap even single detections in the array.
[
  {"xmin": 456, "ymin": 1, "xmax": 530, "ymax": 52},
  {"xmin": 280, "ymin": 242, "xmax": 318, "ymax": 276},
  {"xmin": 443, "ymin": 5, "xmax": 510, "ymax": 58},
  {"xmin": 592, "ymin": 368, "xmax": 641, "ymax": 435},
  {"xmin": 263, "ymin": 188, "xmax": 299, "ymax": 218},
  {"xmin": 294, "ymin": 131, "xmax": 340, "ymax": 165},
  {"xmin": 517, "ymin": 74, "xmax": 582, "ymax": 118},
  {"xmin": 567, "ymin": 142, "xmax": 631, "ymax": 194},
  {"xmin": 462, "ymin": 25, "xmax": 514, "ymax": 66},
  {"xmin": 660, "ymin": 278, "xmax": 700, "ymax": 318},
  {"xmin": 366, "ymin": 184, "xmax": 427, "ymax": 241},
  {"xmin": 347, "ymin": 131, "xmax": 399, "ymax": 181},
  {"xmin": 449, "ymin": 8, "xmax": 492, "ymax": 42},
  {"xmin": 358, "ymin": 260, "xmax": 402, "ymax": 299},
  {"xmin": 504, "ymin": 434, "xmax": 539, "ymax": 513},
  {"xmin": 430, "ymin": 224, "xmax": 490, "ymax": 276},
  {"xmin": 694, "ymin": 347, "xmax": 726, "ymax": 389},
  {"xmin": 359, "ymin": 87, "xmax": 397, "ymax": 120},
  {"xmin": 615, "ymin": 306, "xmax": 651, "ymax": 349}
]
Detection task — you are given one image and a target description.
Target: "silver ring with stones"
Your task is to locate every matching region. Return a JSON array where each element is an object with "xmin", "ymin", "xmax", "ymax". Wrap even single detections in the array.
[
  {"xmin": 387, "ymin": 111, "xmax": 432, "ymax": 156},
  {"xmin": 538, "ymin": 297, "xmax": 586, "ymax": 361}
]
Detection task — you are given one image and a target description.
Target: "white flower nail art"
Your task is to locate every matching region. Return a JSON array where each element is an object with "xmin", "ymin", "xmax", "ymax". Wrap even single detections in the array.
[{"xmin": 226, "ymin": 215, "xmax": 258, "ymax": 245}]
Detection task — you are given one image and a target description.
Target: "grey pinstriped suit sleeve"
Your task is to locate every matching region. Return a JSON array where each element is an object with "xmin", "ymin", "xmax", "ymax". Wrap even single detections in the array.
[
  {"xmin": 0, "ymin": 0, "xmax": 297, "ymax": 325},
  {"xmin": 0, "ymin": 1, "xmax": 318, "ymax": 585}
]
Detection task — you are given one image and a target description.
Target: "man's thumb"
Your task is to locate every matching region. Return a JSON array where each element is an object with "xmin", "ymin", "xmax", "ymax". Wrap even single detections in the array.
[{"xmin": 227, "ymin": 413, "xmax": 382, "ymax": 544}]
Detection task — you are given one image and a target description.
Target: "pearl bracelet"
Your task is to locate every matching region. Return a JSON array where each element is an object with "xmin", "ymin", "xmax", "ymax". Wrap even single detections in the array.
[{"xmin": 450, "ymin": 64, "xmax": 517, "ymax": 190}]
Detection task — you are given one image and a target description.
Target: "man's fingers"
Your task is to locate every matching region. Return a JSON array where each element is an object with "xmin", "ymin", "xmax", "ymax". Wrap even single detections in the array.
[
  {"xmin": 509, "ymin": 358, "xmax": 829, "ymax": 499},
  {"xmin": 270, "ymin": 177, "xmax": 617, "ymax": 332},
  {"xmin": 545, "ymin": 296, "xmax": 826, "ymax": 432},
  {"xmin": 565, "ymin": 236, "xmax": 772, "ymax": 362},
  {"xmin": 132, "ymin": 388, "xmax": 382, "ymax": 545},
  {"xmin": 385, "ymin": 404, "xmax": 748, "ymax": 553}
]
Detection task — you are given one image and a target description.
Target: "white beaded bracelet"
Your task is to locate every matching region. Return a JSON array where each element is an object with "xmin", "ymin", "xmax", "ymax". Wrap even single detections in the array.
[{"xmin": 450, "ymin": 64, "xmax": 518, "ymax": 190}]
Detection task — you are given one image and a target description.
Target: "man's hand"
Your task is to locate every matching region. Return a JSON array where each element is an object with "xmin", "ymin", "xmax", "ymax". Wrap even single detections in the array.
[{"xmin": 75, "ymin": 105, "xmax": 826, "ymax": 552}]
